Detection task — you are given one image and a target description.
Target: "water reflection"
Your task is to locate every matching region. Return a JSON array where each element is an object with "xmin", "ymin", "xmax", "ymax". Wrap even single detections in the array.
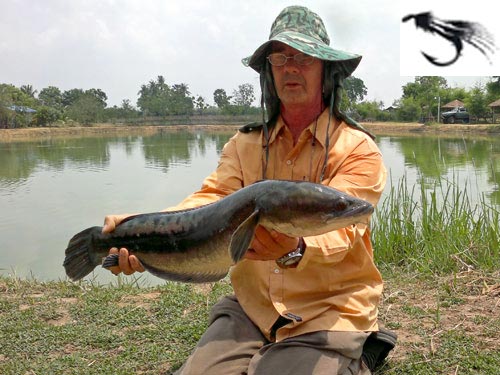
[
  {"xmin": 0, "ymin": 137, "xmax": 111, "ymax": 184},
  {"xmin": 0, "ymin": 132, "xmax": 235, "ymax": 184},
  {"xmin": 141, "ymin": 131, "xmax": 234, "ymax": 171},
  {"xmin": 382, "ymin": 135, "xmax": 500, "ymax": 204},
  {"xmin": 1, "ymin": 129, "xmax": 499, "ymax": 283}
]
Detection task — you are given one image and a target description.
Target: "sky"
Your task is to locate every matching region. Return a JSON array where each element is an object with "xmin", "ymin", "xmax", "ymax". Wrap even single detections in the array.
[{"xmin": 1, "ymin": 0, "xmax": 497, "ymax": 108}]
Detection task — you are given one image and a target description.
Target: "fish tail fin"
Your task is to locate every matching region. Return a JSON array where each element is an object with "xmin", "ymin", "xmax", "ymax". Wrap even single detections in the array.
[{"xmin": 63, "ymin": 226, "xmax": 102, "ymax": 281}]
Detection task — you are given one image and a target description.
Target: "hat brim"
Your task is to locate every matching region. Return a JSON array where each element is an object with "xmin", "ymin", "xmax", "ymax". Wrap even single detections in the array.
[{"xmin": 242, "ymin": 31, "xmax": 362, "ymax": 77}]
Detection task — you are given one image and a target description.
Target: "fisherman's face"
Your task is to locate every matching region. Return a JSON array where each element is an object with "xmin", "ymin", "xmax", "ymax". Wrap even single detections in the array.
[{"xmin": 270, "ymin": 42, "xmax": 323, "ymax": 109}]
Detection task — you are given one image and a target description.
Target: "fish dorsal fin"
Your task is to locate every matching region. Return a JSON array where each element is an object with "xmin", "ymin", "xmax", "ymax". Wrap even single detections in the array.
[
  {"xmin": 229, "ymin": 209, "xmax": 260, "ymax": 263},
  {"xmin": 238, "ymin": 122, "xmax": 264, "ymax": 133}
]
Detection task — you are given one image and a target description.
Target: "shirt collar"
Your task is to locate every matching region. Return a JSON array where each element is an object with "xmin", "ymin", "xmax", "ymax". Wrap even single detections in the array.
[
  {"xmin": 266, "ymin": 108, "xmax": 338, "ymax": 148},
  {"xmin": 312, "ymin": 108, "xmax": 341, "ymax": 148}
]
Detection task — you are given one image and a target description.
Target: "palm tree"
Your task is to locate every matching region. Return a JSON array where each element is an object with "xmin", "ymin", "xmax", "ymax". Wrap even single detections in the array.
[{"xmin": 20, "ymin": 84, "xmax": 37, "ymax": 98}]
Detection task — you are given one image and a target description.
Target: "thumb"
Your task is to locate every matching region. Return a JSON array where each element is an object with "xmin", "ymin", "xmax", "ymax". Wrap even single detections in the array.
[
  {"xmin": 102, "ymin": 214, "xmax": 131, "ymax": 233},
  {"xmin": 102, "ymin": 214, "xmax": 133, "ymax": 234},
  {"xmin": 102, "ymin": 216, "xmax": 117, "ymax": 234}
]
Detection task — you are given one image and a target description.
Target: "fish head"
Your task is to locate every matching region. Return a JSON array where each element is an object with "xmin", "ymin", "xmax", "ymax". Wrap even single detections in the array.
[{"xmin": 257, "ymin": 180, "xmax": 374, "ymax": 237}]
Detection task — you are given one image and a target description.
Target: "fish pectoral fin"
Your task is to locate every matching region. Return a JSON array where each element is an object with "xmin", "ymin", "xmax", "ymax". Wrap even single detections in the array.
[
  {"xmin": 229, "ymin": 209, "xmax": 260, "ymax": 263},
  {"xmin": 101, "ymin": 253, "xmax": 119, "ymax": 269}
]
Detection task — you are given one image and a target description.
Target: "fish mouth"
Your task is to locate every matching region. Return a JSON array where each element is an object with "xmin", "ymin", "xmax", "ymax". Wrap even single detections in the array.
[{"xmin": 334, "ymin": 202, "xmax": 374, "ymax": 222}]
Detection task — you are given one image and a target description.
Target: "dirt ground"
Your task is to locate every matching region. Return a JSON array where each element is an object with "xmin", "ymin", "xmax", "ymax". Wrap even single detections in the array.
[
  {"xmin": 1, "ymin": 122, "xmax": 500, "ymax": 142},
  {"xmin": 0, "ymin": 123, "xmax": 240, "ymax": 142},
  {"xmin": 379, "ymin": 270, "xmax": 500, "ymax": 365}
]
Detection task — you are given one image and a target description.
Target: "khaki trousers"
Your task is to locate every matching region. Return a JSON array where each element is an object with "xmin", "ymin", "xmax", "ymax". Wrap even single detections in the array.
[{"xmin": 174, "ymin": 295, "xmax": 371, "ymax": 375}]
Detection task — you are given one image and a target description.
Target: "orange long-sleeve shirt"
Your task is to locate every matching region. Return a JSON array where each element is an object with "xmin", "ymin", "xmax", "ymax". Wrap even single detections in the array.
[{"xmin": 170, "ymin": 108, "xmax": 387, "ymax": 341}]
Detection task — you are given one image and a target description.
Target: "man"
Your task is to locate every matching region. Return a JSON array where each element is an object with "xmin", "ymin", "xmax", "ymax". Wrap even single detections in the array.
[{"xmin": 103, "ymin": 6, "xmax": 396, "ymax": 374}]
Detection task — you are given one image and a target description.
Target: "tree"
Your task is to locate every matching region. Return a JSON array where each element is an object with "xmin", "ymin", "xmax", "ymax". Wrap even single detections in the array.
[
  {"xmin": 85, "ymin": 88, "xmax": 107, "ymax": 108},
  {"xmin": 66, "ymin": 94, "xmax": 105, "ymax": 124},
  {"xmin": 465, "ymin": 85, "xmax": 489, "ymax": 122},
  {"xmin": 440, "ymin": 87, "xmax": 468, "ymax": 107},
  {"xmin": 121, "ymin": 99, "xmax": 136, "ymax": 113},
  {"xmin": 402, "ymin": 76, "xmax": 448, "ymax": 120},
  {"xmin": 0, "ymin": 84, "xmax": 38, "ymax": 107},
  {"xmin": 194, "ymin": 96, "xmax": 209, "ymax": 114},
  {"xmin": 62, "ymin": 89, "xmax": 85, "ymax": 107},
  {"xmin": 136, "ymin": 77, "xmax": 195, "ymax": 116},
  {"xmin": 20, "ymin": 84, "xmax": 37, "ymax": 98},
  {"xmin": 232, "ymin": 83, "xmax": 255, "ymax": 107},
  {"xmin": 138, "ymin": 84, "xmax": 168, "ymax": 116},
  {"xmin": 486, "ymin": 76, "xmax": 500, "ymax": 102},
  {"xmin": 213, "ymin": 88, "xmax": 231, "ymax": 108},
  {"xmin": 138, "ymin": 76, "xmax": 170, "ymax": 116},
  {"xmin": 354, "ymin": 100, "xmax": 385, "ymax": 121},
  {"xmin": 0, "ymin": 84, "xmax": 38, "ymax": 128},
  {"xmin": 104, "ymin": 99, "xmax": 140, "ymax": 120},
  {"xmin": 395, "ymin": 97, "xmax": 421, "ymax": 122},
  {"xmin": 170, "ymin": 84, "xmax": 193, "ymax": 115},
  {"xmin": 137, "ymin": 76, "xmax": 170, "ymax": 116},
  {"xmin": 38, "ymin": 86, "xmax": 63, "ymax": 108},
  {"xmin": 32, "ymin": 106, "xmax": 61, "ymax": 126},
  {"xmin": 404, "ymin": 77, "xmax": 448, "ymax": 100},
  {"xmin": 343, "ymin": 77, "xmax": 367, "ymax": 110}
]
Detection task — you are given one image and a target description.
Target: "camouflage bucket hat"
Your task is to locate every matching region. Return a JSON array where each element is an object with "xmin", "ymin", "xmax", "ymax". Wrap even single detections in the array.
[{"xmin": 242, "ymin": 5, "xmax": 362, "ymax": 77}]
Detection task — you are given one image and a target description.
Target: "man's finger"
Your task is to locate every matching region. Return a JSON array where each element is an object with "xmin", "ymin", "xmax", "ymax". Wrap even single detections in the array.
[
  {"xmin": 129, "ymin": 255, "xmax": 145, "ymax": 273},
  {"xmin": 118, "ymin": 248, "xmax": 135, "ymax": 275}
]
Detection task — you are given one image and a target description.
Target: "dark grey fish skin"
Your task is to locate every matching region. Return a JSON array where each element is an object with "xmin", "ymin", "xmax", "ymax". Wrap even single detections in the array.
[{"xmin": 63, "ymin": 180, "xmax": 373, "ymax": 283}]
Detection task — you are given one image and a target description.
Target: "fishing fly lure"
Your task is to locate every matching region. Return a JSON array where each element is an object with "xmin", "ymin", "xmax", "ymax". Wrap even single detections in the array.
[{"xmin": 402, "ymin": 12, "xmax": 496, "ymax": 66}]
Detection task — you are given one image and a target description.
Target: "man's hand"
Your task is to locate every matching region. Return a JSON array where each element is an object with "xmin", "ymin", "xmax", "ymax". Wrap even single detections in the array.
[
  {"xmin": 102, "ymin": 213, "xmax": 132, "ymax": 234},
  {"xmin": 102, "ymin": 214, "xmax": 145, "ymax": 275},
  {"xmin": 246, "ymin": 225, "xmax": 299, "ymax": 261}
]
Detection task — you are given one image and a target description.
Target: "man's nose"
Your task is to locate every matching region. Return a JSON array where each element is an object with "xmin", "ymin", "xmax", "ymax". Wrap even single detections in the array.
[{"xmin": 282, "ymin": 59, "xmax": 300, "ymax": 72}]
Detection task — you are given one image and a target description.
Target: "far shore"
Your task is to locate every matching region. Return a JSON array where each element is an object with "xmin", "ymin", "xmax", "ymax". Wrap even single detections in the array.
[{"xmin": 1, "ymin": 121, "xmax": 500, "ymax": 142}]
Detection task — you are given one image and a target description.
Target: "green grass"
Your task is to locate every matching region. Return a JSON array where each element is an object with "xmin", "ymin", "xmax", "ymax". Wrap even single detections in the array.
[
  {"xmin": 372, "ymin": 174, "xmax": 500, "ymax": 274},
  {"xmin": 0, "ymin": 277, "xmax": 233, "ymax": 374},
  {"xmin": 1, "ymin": 270, "xmax": 499, "ymax": 374}
]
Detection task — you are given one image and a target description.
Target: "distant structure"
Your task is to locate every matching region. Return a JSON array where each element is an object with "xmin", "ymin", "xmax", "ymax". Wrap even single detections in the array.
[
  {"xmin": 488, "ymin": 99, "xmax": 500, "ymax": 123},
  {"xmin": 442, "ymin": 99, "xmax": 465, "ymax": 109},
  {"xmin": 7, "ymin": 105, "xmax": 37, "ymax": 113}
]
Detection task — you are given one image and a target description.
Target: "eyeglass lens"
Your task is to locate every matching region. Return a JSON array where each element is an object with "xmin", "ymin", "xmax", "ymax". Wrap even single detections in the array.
[{"xmin": 267, "ymin": 53, "xmax": 314, "ymax": 66}]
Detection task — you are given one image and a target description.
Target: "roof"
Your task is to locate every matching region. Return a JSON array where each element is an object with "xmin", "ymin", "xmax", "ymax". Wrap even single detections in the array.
[
  {"xmin": 442, "ymin": 99, "xmax": 465, "ymax": 108},
  {"xmin": 384, "ymin": 105, "xmax": 398, "ymax": 111},
  {"xmin": 488, "ymin": 99, "xmax": 500, "ymax": 107},
  {"xmin": 6, "ymin": 105, "xmax": 37, "ymax": 113}
]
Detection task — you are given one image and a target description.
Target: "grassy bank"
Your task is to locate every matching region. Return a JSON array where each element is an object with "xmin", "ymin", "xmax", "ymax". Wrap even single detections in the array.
[
  {"xmin": 1, "ymin": 270, "xmax": 499, "ymax": 374},
  {"xmin": 373, "ymin": 176, "xmax": 500, "ymax": 275},
  {"xmin": 0, "ymin": 277, "xmax": 232, "ymax": 374}
]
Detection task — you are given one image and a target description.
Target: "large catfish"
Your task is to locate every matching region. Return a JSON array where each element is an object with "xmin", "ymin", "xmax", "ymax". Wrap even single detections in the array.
[{"xmin": 63, "ymin": 180, "xmax": 374, "ymax": 283}]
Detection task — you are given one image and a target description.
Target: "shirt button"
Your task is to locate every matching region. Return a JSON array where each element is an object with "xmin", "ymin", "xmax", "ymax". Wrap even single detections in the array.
[
  {"xmin": 274, "ymin": 268, "xmax": 280, "ymax": 274},
  {"xmin": 286, "ymin": 160, "xmax": 292, "ymax": 165}
]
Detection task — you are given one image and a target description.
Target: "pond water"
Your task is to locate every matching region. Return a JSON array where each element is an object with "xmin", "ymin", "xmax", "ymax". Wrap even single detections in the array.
[{"xmin": 1, "ymin": 129, "xmax": 499, "ymax": 285}]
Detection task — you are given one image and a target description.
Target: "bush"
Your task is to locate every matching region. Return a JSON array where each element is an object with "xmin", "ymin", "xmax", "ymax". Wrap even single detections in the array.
[{"xmin": 32, "ymin": 106, "xmax": 62, "ymax": 126}]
